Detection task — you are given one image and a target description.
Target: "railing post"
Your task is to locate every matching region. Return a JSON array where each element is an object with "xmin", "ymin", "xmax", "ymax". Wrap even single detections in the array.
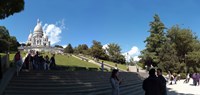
[{"xmin": 0, "ymin": 55, "xmax": 2, "ymax": 79}]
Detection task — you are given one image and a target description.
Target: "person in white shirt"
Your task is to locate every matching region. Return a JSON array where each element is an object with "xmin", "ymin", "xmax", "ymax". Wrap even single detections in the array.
[{"xmin": 110, "ymin": 69, "xmax": 122, "ymax": 95}]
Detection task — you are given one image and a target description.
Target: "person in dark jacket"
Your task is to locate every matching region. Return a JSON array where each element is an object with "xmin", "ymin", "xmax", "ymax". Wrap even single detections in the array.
[
  {"xmin": 157, "ymin": 68, "xmax": 167, "ymax": 95},
  {"xmin": 50, "ymin": 54, "xmax": 56, "ymax": 69},
  {"xmin": 143, "ymin": 68, "xmax": 161, "ymax": 95}
]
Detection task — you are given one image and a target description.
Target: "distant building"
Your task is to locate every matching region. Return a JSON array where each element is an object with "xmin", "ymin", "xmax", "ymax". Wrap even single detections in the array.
[
  {"xmin": 18, "ymin": 19, "xmax": 63, "ymax": 54},
  {"xmin": 27, "ymin": 19, "xmax": 50, "ymax": 47}
]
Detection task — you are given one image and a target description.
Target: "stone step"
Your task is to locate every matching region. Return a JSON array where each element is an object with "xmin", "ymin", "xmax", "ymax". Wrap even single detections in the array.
[
  {"xmin": 4, "ymin": 82, "xmax": 141, "ymax": 94},
  {"xmin": 120, "ymin": 84, "xmax": 144, "ymax": 95},
  {"xmin": 4, "ymin": 71, "xmax": 144, "ymax": 95},
  {"xmin": 11, "ymin": 76, "xmax": 140, "ymax": 82},
  {"xmin": 90, "ymin": 83, "xmax": 142, "ymax": 95},
  {"xmin": 9, "ymin": 79, "xmax": 140, "ymax": 85},
  {"xmin": 7, "ymin": 80, "xmax": 142, "ymax": 89},
  {"xmin": 18, "ymin": 71, "xmax": 138, "ymax": 76}
]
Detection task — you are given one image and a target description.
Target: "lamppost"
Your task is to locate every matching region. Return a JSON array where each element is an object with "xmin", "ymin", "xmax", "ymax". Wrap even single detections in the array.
[{"xmin": 126, "ymin": 53, "xmax": 129, "ymax": 71}]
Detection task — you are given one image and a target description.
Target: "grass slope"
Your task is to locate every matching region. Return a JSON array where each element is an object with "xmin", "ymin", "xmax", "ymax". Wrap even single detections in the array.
[
  {"xmin": 77, "ymin": 55, "xmax": 128, "ymax": 71},
  {"xmin": 41, "ymin": 53, "xmax": 100, "ymax": 71},
  {"xmin": 56, "ymin": 55, "xmax": 100, "ymax": 68}
]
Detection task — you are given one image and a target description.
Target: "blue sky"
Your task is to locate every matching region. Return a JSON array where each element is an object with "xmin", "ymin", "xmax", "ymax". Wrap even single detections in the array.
[{"xmin": 1, "ymin": 0, "xmax": 200, "ymax": 61}]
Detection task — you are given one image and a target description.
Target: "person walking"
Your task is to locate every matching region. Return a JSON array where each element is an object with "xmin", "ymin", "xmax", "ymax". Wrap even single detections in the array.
[
  {"xmin": 44, "ymin": 55, "xmax": 50, "ymax": 70},
  {"xmin": 143, "ymin": 68, "xmax": 161, "ymax": 95},
  {"xmin": 50, "ymin": 54, "xmax": 56, "ymax": 70},
  {"xmin": 157, "ymin": 68, "xmax": 167, "ymax": 95},
  {"xmin": 14, "ymin": 51, "xmax": 22, "ymax": 75},
  {"xmin": 184, "ymin": 73, "xmax": 190, "ymax": 83},
  {"xmin": 110, "ymin": 69, "xmax": 122, "ymax": 95},
  {"xmin": 101, "ymin": 61, "xmax": 104, "ymax": 72}
]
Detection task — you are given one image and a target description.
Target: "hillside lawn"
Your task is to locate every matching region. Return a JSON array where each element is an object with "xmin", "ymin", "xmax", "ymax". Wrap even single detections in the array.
[
  {"xmin": 56, "ymin": 55, "xmax": 100, "ymax": 69},
  {"xmin": 78, "ymin": 55, "xmax": 128, "ymax": 71},
  {"xmin": 40, "ymin": 53, "xmax": 101, "ymax": 71}
]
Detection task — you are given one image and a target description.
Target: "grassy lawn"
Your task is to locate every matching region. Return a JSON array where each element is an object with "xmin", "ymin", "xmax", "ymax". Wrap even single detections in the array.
[
  {"xmin": 76, "ymin": 54, "xmax": 128, "ymax": 71},
  {"xmin": 56, "ymin": 55, "xmax": 100, "ymax": 68},
  {"xmin": 99, "ymin": 59, "xmax": 128, "ymax": 71},
  {"xmin": 9, "ymin": 51, "xmax": 27, "ymax": 62},
  {"xmin": 40, "ymin": 53, "xmax": 100, "ymax": 71}
]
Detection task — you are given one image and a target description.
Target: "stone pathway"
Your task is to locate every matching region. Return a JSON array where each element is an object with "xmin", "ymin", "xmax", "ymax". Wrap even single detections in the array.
[
  {"xmin": 167, "ymin": 79, "xmax": 200, "ymax": 95},
  {"xmin": 72, "ymin": 55, "xmax": 127, "ymax": 72}
]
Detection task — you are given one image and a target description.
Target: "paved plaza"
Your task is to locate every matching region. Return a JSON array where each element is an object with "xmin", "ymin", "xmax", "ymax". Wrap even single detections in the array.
[{"xmin": 167, "ymin": 79, "xmax": 200, "ymax": 95}]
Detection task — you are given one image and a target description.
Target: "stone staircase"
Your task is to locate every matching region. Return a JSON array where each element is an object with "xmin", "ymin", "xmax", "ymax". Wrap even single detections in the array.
[{"xmin": 3, "ymin": 71, "xmax": 145, "ymax": 95}]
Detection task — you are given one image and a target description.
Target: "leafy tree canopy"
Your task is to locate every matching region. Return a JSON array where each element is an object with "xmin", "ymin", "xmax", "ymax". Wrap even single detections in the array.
[{"xmin": 0, "ymin": 0, "xmax": 25, "ymax": 19}]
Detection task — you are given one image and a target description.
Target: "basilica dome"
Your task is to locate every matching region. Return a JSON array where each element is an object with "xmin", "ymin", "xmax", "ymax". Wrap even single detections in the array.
[{"xmin": 34, "ymin": 19, "xmax": 43, "ymax": 33}]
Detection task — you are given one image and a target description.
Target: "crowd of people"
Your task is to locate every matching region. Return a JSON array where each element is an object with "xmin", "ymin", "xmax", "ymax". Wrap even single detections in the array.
[
  {"xmin": 14, "ymin": 51, "xmax": 57, "ymax": 73},
  {"xmin": 165, "ymin": 71, "xmax": 181, "ymax": 85},
  {"xmin": 183, "ymin": 73, "xmax": 200, "ymax": 86},
  {"xmin": 166, "ymin": 71, "xmax": 200, "ymax": 86}
]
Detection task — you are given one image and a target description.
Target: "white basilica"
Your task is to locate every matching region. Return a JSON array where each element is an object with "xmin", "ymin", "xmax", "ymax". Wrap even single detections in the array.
[
  {"xmin": 27, "ymin": 19, "xmax": 50, "ymax": 47},
  {"xmin": 19, "ymin": 19, "xmax": 63, "ymax": 54}
]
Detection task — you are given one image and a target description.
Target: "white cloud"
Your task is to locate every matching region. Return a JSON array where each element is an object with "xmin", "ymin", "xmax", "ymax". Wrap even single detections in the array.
[
  {"xmin": 103, "ymin": 44, "xmax": 109, "ymax": 55},
  {"xmin": 43, "ymin": 19, "xmax": 65, "ymax": 45},
  {"xmin": 62, "ymin": 44, "xmax": 68, "ymax": 48},
  {"xmin": 123, "ymin": 46, "xmax": 140, "ymax": 62},
  {"xmin": 103, "ymin": 44, "xmax": 140, "ymax": 62},
  {"xmin": 133, "ymin": 56, "xmax": 140, "ymax": 62},
  {"xmin": 102, "ymin": 44, "xmax": 108, "ymax": 49},
  {"xmin": 19, "ymin": 42, "xmax": 26, "ymax": 44}
]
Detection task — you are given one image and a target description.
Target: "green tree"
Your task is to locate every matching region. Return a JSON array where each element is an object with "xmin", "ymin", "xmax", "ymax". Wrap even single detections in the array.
[
  {"xmin": 74, "ymin": 44, "xmax": 88, "ymax": 54},
  {"xmin": 0, "ymin": 39, "xmax": 9, "ymax": 52},
  {"xmin": 64, "ymin": 44, "xmax": 74, "ymax": 54},
  {"xmin": 0, "ymin": 0, "xmax": 25, "ymax": 19},
  {"xmin": 0, "ymin": 26, "xmax": 19, "ymax": 52},
  {"xmin": 185, "ymin": 38, "xmax": 200, "ymax": 73},
  {"xmin": 90, "ymin": 40, "xmax": 108, "ymax": 60},
  {"xmin": 106, "ymin": 43, "xmax": 125, "ymax": 64},
  {"xmin": 54, "ymin": 45, "xmax": 63, "ymax": 48},
  {"xmin": 9, "ymin": 36, "xmax": 20, "ymax": 51},
  {"xmin": 167, "ymin": 25, "xmax": 194, "ymax": 63},
  {"xmin": 0, "ymin": 26, "xmax": 10, "ymax": 39},
  {"xmin": 140, "ymin": 14, "xmax": 166, "ymax": 68},
  {"xmin": 159, "ymin": 38, "xmax": 180, "ymax": 72}
]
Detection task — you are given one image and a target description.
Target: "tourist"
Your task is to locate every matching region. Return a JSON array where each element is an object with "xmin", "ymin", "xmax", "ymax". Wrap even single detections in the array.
[
  {"xmin": 23, "ymin": 54, "xmax": 31, "ymax": 70},
  {"xmin": 33, "ymin": 51, "xmax": 39, "ymax": 70},
  {"xmin": 44, "ymin": 55, "xmax": 50, "ymax": 70},
  {"xmin": 14, "ymin": 51, "xmax": 22, "ymax": 75},
  {"xmin": 101, "ymin": 61, "xmax": 104, "ymax": 72},
  {"xmin": 183, "ymin": 73, "xmax": 190, "ymax": 83},
  {"xmin": 143, "ymin": 68, "xmax": 161, "ymax": 95},
  {"xmin": 196, "ymin": 73, "xmax": 200, "ymax": 86},
  {"xmin": 173, "ymin": 73, "xmax": 177, "ymax": 84},
  {"xmin": 192, "ymin": 73, "xmax": 197, "ymax": 86},
  {"xmin": 50, "ymin": 54, "xmax": 56, "ymax": 70},
  {"xmin": 168, "ymin": 71, "xmax": 174, "ymax": 85},
  {"xmin": 29, "ymin": 53, "xmax": 34, "ymax": 70},
  {"xmin": 157, "ymin": 68, "xmax": 167, "ymax": 95},
  {"xmin": 110, "ymin": 69, "xmax": 122, "ymax": 95},
  {"xmin": 114, "ymin": 63, "xmax": 118, "ymax": 70},
  {"xmin": 177, "ymin": 72, "xmax": 181, "ymax": 81},
  {"xmin": 39, "ymin": 56, "xmax": 45, "ymax": 70}
]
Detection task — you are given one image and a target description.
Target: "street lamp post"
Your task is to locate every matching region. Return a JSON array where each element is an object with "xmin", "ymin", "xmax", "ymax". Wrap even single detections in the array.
[{"xmin": 126, "ymin": 53, "xmax": 129, "ymax": 71}]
